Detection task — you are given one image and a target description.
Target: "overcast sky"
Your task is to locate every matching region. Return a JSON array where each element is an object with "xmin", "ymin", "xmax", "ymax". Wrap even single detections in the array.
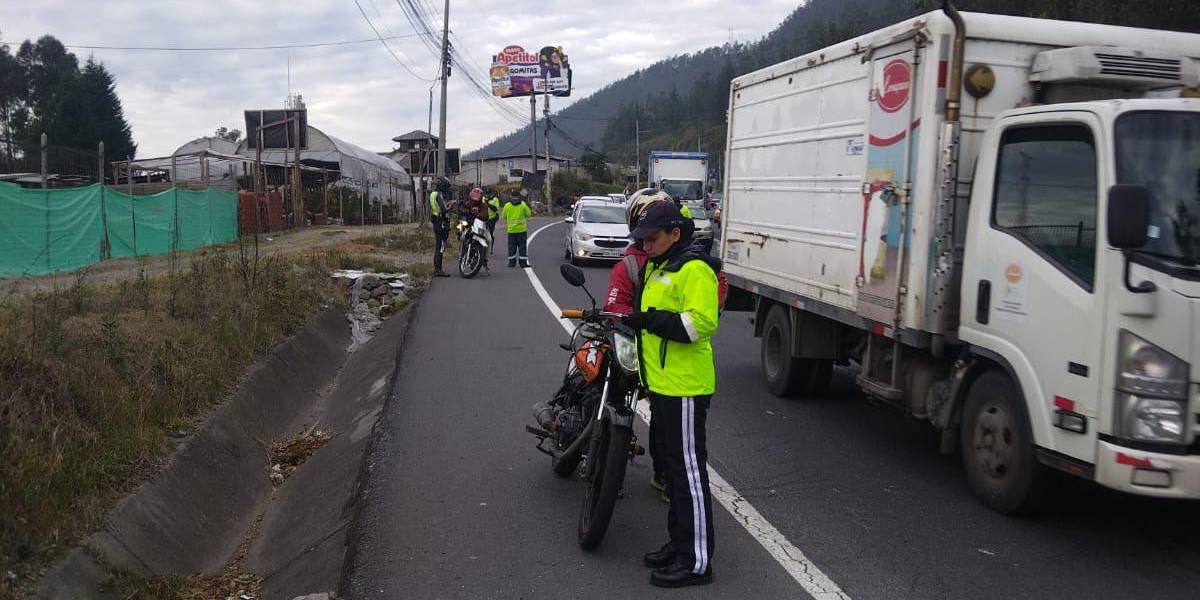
[{"xmin": 0, "ymin": 0, "xmax": 798, "ymax": 158}]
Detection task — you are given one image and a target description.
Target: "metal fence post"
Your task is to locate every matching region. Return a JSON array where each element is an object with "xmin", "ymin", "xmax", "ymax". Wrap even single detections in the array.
[
  {"xmin": 128, "ymin": 155, "xmax": 137, "ymax": 257},
  {"xmin": 40, "ymin": 133, "xmax": 47, "ymax": 189},
  {"xmin": 171, "ymin": 154, "xmax": 179, "ymax": 253},
  {"xmin": 42, "ymin": 133, "xmax": 49, "ymax": 272},
  {"xmin": 98, "ymin": 141, "xmax": 110, "ymax": 259}
]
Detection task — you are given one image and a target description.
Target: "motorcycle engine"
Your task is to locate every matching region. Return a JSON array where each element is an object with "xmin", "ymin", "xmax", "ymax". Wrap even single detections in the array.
[{"xmin": 555, "ymin": 405, "xmax": 585, "ymax": 440}]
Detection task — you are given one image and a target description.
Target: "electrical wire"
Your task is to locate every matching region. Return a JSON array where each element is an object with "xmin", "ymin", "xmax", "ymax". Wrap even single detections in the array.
[
  {"xmin": 0, "ymin": 34, "xmax": 429, "ymax": 52},
  {"xmin": 352, "ymin": 0, "xmax": 435, "ymax": 82}
]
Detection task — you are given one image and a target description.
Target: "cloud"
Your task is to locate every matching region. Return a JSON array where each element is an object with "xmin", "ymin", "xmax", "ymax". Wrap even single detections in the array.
[{"xmin": 1, "ymin": 0, "xmax": 797, "ymax": 158}]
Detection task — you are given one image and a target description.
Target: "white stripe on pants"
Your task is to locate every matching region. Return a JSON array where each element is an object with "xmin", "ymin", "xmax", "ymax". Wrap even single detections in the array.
[{"xmin": 682, "ymin": 397, "xmax": 708, "ymax": 574}]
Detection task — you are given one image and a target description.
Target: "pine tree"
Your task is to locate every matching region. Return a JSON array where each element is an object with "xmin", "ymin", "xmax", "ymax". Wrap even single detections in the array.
[{"xmin": 76, "ymin": 59, "xmax": 135, "ymax": 159}]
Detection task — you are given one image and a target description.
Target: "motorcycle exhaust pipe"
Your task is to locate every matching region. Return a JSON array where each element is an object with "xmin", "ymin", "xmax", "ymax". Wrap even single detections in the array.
[{"xmin": 532, "ymin": 402, "xmax": 557, "ymax": 432}]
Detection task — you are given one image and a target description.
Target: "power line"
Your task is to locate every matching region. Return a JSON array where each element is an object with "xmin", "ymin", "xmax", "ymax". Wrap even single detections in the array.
[
  {"xmin": 0, "ymin": 34, "xmax": 427, "ymax": 52},
  {"xmin": 351, "ymin": 0, "xmax": 435, "ymax": 82}
]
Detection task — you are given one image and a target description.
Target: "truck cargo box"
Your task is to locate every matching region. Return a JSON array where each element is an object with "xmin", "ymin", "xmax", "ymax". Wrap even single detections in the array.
[{"xmin": 720, "ymin": 10, "xmax": 1200, "ymax": 340}]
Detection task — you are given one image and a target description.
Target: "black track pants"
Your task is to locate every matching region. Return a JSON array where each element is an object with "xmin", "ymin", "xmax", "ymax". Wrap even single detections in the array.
[
  {"xmin": 432, "ymin": 217, "xmax": 448, "ymax": 272},
  {"xmin": 651, "ymin": 393, "xmax": 715, "ymax": 574}
]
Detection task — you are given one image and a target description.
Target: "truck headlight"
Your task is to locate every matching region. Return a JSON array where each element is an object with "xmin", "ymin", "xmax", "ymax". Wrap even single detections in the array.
[
  {"xmin": 614, "ymin": 332, "xmax": 639, "ymax": 373},
  {"xmin": 1115, "ymin": 330, "xmax": 1190, "ymax": 444}
]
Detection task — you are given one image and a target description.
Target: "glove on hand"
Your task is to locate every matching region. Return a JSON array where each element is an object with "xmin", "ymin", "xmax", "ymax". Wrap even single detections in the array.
[{"xmin": 622, "ymin": 308, "xmax": 654, "ymax": 330}]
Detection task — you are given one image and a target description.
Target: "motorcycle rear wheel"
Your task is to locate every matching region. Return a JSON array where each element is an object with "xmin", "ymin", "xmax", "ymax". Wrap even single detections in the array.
[
  {"xmin": 577, "ymin": 421, "xmax": 632, "ymax": 550},
  {"xmin": 459, "ymin": 242, "xmax": 484, "ymax": 278}
]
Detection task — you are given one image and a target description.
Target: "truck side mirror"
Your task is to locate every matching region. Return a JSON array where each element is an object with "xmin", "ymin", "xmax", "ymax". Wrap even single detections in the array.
[
  {"xmin": 1107, "ymin": 184, "xmax": 1156, "ymax": 294},
  {"xmin": 1107, "ymin": 184, "xmax": 1150, "ymax": 249}
]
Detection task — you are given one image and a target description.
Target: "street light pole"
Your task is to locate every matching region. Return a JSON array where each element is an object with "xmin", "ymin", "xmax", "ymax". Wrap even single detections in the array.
[{"xmin": 435, "ymin": 0, "xmax": 450, "ymax": 179}]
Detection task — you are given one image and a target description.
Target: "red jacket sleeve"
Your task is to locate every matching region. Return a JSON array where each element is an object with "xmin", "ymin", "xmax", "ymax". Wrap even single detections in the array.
[{"xmin": 604, "ymin": 259, "xmax": 636, "ymax": 315}]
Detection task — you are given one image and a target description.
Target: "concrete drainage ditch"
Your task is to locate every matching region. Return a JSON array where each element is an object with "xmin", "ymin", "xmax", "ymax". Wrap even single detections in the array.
[{"xmin": 36, "ymin": 284, "xmax": 420, "ymax": 600}]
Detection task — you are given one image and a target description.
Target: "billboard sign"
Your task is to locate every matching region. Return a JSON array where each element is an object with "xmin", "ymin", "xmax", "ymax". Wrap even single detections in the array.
[
  {"xmin": 245, "ymin": 109, "xmax": 308, "ymax": 149},
  {"xmin": 491, "ymin": 45, "xmax": 571, "ymax": 98},
  {"xmin": 407, "ymin": 148, "xmax": 461, "ymax": 176}
]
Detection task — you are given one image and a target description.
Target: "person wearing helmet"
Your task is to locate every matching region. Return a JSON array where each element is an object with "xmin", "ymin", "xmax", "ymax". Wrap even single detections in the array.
[
  {"xmin": 429, "ymin": 177, "xmax": 452, "ymax": 277},
  {"xmin": 458, "ymin": 187, "xmax": 493, "ymax": 271},
  {"xmin": 623, "ymin": 201, "xmax": 719, "ymax": 588},
  {"xmin": 604, "ymin": 190, "xmax": 728, "ymax": 505}
]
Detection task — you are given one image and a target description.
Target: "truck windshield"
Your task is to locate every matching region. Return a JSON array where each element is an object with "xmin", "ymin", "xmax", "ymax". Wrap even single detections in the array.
[
  {"xmin": 661, "ymin": 180, "xmax": 703, "ymax": 201},
  {"xmin": 1115, "ymin": 111, "xmax": 1200, "ymax": 266}
]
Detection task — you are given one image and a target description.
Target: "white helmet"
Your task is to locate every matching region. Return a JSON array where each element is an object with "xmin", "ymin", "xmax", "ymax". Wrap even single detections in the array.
[{"xmin": 624, "ymin": 188, "xmax": 669, "ymax": 230}]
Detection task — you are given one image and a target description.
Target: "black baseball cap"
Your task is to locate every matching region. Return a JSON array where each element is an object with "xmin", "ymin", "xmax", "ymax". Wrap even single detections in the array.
[{"xmin": 630, "ymin": 201, "xmax": 686, "ymax": 241}]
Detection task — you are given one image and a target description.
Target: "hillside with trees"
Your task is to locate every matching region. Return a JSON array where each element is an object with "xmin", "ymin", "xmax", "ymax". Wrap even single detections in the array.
[{"xmin": 471, "ymin": 0, "xmax": 1200, "ymax": 181}]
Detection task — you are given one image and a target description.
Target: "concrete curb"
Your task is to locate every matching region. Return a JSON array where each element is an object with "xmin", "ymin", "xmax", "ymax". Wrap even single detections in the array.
[{"xmin": 35, "ymin": 301, "xmax": 416, "ymax": 599}]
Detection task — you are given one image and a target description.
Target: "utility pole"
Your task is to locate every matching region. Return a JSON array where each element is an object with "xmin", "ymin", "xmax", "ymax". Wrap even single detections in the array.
[
  {"xmin": 634, "ymin": 117, "xmax": 640, "ymax": 189},
  {"xmin": 435, "ymin": 0, "xmax": 450, "ymax": 179},
  {"xmin": 530, "ymin": 93, "xmax": 538, "ymax": 202},
  {"xmin": 544, "ymin": 82, "xmax": 552, "ymax": 213}
]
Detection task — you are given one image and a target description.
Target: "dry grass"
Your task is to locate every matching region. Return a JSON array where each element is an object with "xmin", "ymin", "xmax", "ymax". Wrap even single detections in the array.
[{"xmin": 0, "ymin": 226, "xmax": 435, "ymax": 598}]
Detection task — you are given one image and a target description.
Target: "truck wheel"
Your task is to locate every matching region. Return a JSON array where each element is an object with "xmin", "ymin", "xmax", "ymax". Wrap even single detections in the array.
[
  {"xmin": 761, "ymin": 305, "xmax": 803, "ymax": 397},
  {"xmin": 960, "ymin": 370, "xmax": 1047, "ymax": 515}
]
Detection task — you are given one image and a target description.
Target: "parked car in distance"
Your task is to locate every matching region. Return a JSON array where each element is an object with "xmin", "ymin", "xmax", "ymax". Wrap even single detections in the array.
[
  {"xmin": 564, "ymin": 200, "xmax": 630, "ymax": 264},
  {"xmin": 687, "ymin": 203, "xmax": 714, "ymax": 251}
]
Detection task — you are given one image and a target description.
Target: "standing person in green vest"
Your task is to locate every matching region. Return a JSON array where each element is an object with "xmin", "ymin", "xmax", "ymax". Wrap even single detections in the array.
[
  {"xmin": 486, "ymin": 188, "xmax": 501, "ymax": 253},
  {"xmin": 429, "ymin": 177, "xmax": 452, "ymax": 277},
  {"xmin": 501, "ymin": 193, "xmax": 533, "ymax": 268},
  {"xmin": 623, "ymin": 201, "xmax": 719, "ymax": 588}
]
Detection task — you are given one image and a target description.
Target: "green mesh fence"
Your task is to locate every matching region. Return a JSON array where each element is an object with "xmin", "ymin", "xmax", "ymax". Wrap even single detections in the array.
[{"xmin": 0, "ymin": 182, "xmax": 238, "ymax": 277}]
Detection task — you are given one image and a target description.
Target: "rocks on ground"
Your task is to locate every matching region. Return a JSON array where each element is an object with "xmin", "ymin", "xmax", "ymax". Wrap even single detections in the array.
[{"xmin": 330, "ymin": 269, "xmax": 411, "ymax": 351}]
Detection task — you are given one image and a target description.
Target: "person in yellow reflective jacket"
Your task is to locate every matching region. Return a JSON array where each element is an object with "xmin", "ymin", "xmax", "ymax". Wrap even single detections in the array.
[
  {"xmin": 486, "ymin": 189, "xmax": 501, "ymax": 251},
  {"xmin": 621, "ymin": 201, "xmax": 720, "ymax": 588},
  {"xmin": 501, "ymin": 194, "xmax": 532, "ymax": 268},
  {"xmin": 429, "ymin": 177, "xmax": 452, "ymax": 277}
]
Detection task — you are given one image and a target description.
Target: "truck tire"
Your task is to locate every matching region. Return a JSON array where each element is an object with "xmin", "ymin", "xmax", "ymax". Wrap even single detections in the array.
[
  {"xmin": 960, "ymin": 370, "xmax": 1047, "ymax": 515},
  {"xmin": 761, "ymin": 305, "xmax": 803, "ymax": 396}
]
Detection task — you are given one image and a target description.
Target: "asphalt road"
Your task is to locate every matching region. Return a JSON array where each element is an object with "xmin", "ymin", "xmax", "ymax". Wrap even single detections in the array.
[{"xmin": 347, "ymin": 218, "xmax": 1200, "ymax": 600}]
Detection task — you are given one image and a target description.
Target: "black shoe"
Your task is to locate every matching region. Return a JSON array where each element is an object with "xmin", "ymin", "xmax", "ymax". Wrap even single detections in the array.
[
  {"xmin": 433, "ymin": 271, "xmax": 451, "ymax": 278},
  {"xmin": 643, "ymin": 542, "xmax": 677, "ymax": 569},
  {"xmin": 651, "ymin": 561, "xmax": 712, "ymax": 588}
]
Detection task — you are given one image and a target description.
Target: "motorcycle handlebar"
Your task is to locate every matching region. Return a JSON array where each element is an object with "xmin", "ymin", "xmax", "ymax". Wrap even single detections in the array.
[{"xmin": 560, "ymin": 308, "xmax": 622, "ymax": 320}]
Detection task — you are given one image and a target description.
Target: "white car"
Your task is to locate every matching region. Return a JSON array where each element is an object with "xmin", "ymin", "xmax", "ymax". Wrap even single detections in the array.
[
  {"xmin": 564, "ymin": 200, "xmax": 630, "ymax": 264},
  {"xmin": 607, "ymin": 193, "xmax": 626, "ymax": 203}
]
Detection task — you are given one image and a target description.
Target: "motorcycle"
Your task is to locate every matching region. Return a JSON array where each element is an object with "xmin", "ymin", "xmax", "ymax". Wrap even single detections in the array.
[
  {"xmin": 455, "ymin": 214, "xmax": 491, "ymax": 278},
  {"xmin": 526, "ymin": 263, "xmax": 643, "ymax": 550}
]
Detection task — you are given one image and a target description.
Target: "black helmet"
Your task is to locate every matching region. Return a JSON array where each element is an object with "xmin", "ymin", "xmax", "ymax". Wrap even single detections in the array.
[{"xmin": 436, "ymin": 177, "xmax": 451, "ymax": 193}]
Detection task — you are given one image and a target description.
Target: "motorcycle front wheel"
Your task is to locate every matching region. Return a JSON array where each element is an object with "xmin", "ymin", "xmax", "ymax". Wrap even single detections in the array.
[
  {"xmin": 577, "ymin": 421, "xmax": 632, "ymax": 550},
  {"xmin": 459, "ymin": 241, "xmax": 484, "ymax": 278}
]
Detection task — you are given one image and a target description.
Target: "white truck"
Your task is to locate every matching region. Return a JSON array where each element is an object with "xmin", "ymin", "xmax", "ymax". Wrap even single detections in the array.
[
  {"xmin": 719, "ymin": 5, "xmax": 1200, "ymax": 513},
  {"xmin": 648, "ymin": 150, "xmax": 709, "ymax": 202}
]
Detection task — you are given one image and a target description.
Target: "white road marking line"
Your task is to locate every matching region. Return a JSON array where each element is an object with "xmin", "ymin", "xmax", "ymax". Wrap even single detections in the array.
[{"xmin": 523, "ymin": 220, "xmax": 852, "ymax": 600}]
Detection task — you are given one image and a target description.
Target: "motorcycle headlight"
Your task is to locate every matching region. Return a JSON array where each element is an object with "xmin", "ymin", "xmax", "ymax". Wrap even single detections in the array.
[
  {"xmin": 1114, "ymin": 330, "xmax": 1190, "ymax": 444},
  {"xmin": 614, "ymin": 332, "xmax": 639, "ymax": 373},
  {"xmin": 456, "ymin": 220, "xmax": 467, "ymax": 232},
  {"xmin": 575, "ymin": 231, "xmax": 593, "ymax": 242}
]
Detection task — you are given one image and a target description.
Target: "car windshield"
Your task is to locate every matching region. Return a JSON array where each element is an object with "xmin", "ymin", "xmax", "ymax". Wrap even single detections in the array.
[
  {"xmin": 578, "ymin": 205, "xmax": 626, "ymax": 224},
  {"xmin": 661, "ymin": 180, "xmax": 703, "ymax": 201},
  {"xmin": 1115, "ymin": 111, "xmax": 1200, "ymax": 265}
]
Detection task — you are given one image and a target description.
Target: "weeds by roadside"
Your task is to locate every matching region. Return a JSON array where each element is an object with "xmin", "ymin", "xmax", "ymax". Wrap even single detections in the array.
[{"xmin": 0, "ymin": 226, "xmax": 435, "ymax": 599}]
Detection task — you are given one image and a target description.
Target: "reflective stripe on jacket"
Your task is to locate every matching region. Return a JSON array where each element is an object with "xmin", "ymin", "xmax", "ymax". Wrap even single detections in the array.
[
  {"xmin": 502, "ymin": 201, "xmax": 532, "ymax": 233},
  {"xmin": 637, "ymin": 254, "xmax": 719, "ymax": 396}
]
